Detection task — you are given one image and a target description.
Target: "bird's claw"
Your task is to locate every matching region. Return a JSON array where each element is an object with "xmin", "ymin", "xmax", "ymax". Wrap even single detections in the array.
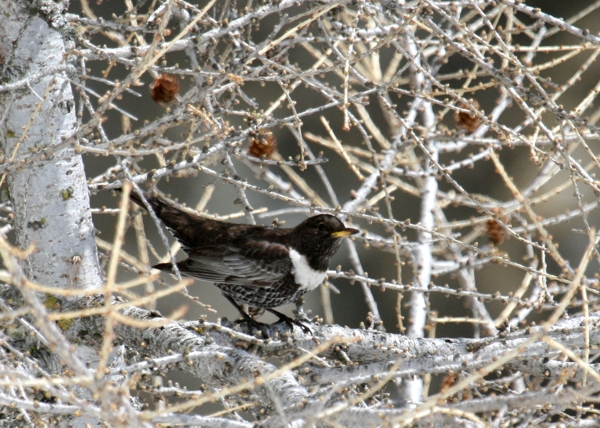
[
  {"xmin": 234, "ymin": 316, "xmax": 312, "ymax": 338},
  {"xmin": 268, "ymin": 308, "xmax": 313, "ymax": 335},
  {"xmin": 235, "ymin": 318, "xmax": 273, "ymax": 338},
  {"xmin": 284, "ymin": 318, "xmax": 313, "ymax": 335}
]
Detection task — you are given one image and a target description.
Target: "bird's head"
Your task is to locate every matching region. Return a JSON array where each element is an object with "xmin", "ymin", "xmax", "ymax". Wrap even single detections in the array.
[{"xmin": 291, "ymin": 214, "xmax": 359, "ymax": 270}]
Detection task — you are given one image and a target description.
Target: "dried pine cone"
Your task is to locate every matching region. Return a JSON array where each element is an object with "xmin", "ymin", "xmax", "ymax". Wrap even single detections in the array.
[
  {"xmin": 486, "ymin": 219, "xmax": 505, "ymax": 246},
  {"xmin": 248, "ymin": 129, "xmax": 277, "ymax": 159},
  {"xmin": 440, "ymin": 372, "xmax": 473, "ymax": 401},
  {"xmin": 454, "ymin": 99, "xmax": 482, "ymax": 134},
  {"xmin": 150, "ymin": 73, "xmax": 180, "ymax": 106},
  {"xmin": 486, "ymin": 209, "xmax": 508, "ymax": 246},
  {"xmin": 440, "ymin": 372, "xmax": 457, "ymax": 393}
]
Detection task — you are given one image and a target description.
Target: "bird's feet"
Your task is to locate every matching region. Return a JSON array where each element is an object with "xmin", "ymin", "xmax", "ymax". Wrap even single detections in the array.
[
  {"xmin": 267, "ymin": 309, "xmax": 313, "ymax": 335},
  {"xmin": 224, "ymin": 295, "xmax": 312, "ymax": 337},
  {"xmin": 235, "ymin": 317, "xmax": 274, "ymax": 338},
  {"xmin": 233, "ymin": 312, "xmax": 313, "ymax": 337}
]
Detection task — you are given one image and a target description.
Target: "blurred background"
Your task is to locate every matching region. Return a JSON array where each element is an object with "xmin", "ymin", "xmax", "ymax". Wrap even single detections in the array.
[{"xmin": 58, "ymin": 0, "xmax": 600, "ymax": 345}]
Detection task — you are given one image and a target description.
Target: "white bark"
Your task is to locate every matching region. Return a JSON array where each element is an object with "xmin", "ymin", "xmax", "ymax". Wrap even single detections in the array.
[{"xmin": 0, "ymin": 1, "xmax": 102, "ymax": 292}]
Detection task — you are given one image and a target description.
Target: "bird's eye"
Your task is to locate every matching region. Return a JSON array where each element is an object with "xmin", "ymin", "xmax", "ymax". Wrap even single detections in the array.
[{"xmin": 318, "ymin": 223, "xmax": 327, "ymax": 232}]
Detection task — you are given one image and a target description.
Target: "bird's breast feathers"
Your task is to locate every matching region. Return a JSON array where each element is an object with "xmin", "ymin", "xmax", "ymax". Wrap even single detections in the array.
[{"xmin": 288, "ymin": 248, "xmax": 327, "ymax": 292}]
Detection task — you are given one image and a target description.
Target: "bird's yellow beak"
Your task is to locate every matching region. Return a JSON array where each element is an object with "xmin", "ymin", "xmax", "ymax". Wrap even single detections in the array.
[{"xmin": 331, "ymin": 228, "xmax": 359, "ymax": 238}]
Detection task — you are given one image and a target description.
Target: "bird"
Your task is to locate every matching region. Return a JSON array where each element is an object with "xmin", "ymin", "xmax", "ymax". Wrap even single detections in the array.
[{"xmin": 124, "ymin": 188, "xmax": 359, "ymax": 335}]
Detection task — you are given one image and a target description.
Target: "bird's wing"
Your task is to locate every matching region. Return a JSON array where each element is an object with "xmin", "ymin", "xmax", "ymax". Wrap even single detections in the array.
[{"xmin": 177, "ymin": 241, "xmax": 292, "ymax": 287}]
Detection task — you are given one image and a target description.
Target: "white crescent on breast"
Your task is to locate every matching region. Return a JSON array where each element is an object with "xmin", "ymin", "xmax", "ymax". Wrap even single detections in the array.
[{"xmin": 288, "ymin": 248, "xmax": 327, "ymax": 292}]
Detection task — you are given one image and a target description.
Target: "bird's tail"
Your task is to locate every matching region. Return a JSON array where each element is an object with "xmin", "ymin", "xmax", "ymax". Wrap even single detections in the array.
[
  {"xmin": 152, "ymin": 262, "xmax": 174, "ymax": 272},
  {"xmin": 119, "ymin": 187, "xmax": 164, "ymax": 215},
  {"xmin": 116, "ymin": 185, "xmax": 184, "ymax": 223},
  {"xmin": 116, "ymin": 184, "xmax": 207, "ymax": 251}
]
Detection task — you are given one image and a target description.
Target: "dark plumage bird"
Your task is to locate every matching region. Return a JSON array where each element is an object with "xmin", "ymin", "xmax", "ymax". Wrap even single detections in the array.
[{"xmin": 125, "ymin": 189, "xmax": 358, "ymax": 334}]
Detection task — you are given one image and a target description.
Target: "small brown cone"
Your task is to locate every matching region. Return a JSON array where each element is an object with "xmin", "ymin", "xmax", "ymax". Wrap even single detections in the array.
[
  {"xmin": 150, "ymin": 73, "xmax": 180, "ymax": 106},
  {"xmin": 248, "ymin": 129, "xmax": 277, "ymax": 159},
  {"xmin": 455, "ymin": 99, "xmax": 482, "ymax": 134}
]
